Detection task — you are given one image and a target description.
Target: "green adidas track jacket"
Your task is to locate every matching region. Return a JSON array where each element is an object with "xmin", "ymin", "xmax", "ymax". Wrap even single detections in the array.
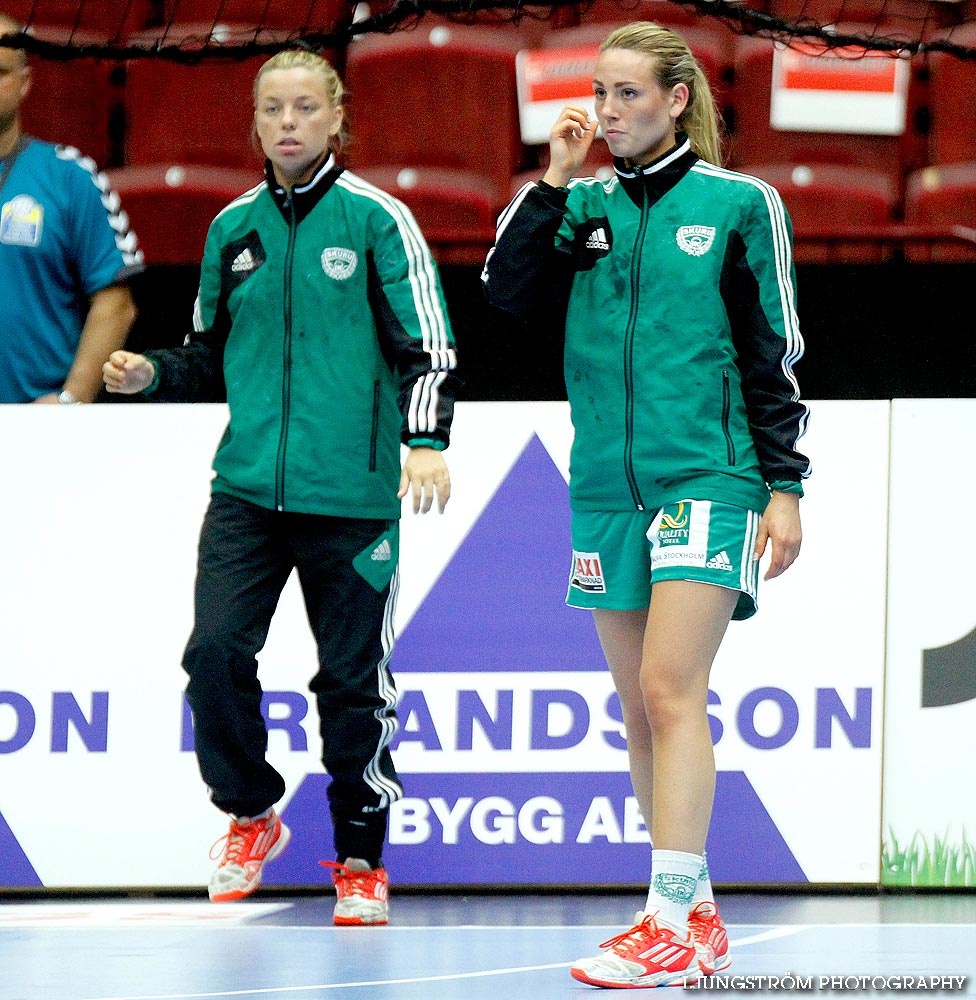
[
  {"xmin": 145, "ymin": 157, "xmax": 458, "ymax": 519},
  {"xmin": 484, "ymin": 137, "xmax": 810, "ymax": 515}
]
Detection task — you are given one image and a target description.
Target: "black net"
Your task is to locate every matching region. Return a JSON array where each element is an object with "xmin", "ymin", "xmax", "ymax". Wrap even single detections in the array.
[{"xmin": 1, "ymin": 0, "xmax": 975, "ymax": 60}]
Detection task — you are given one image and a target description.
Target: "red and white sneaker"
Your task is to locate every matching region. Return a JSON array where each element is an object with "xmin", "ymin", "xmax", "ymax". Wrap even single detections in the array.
[
  {"xmin": 688, "ymin": 901, "xmax": 732, "ymax": 974},
  {"xmin": 320, "ymin": 860, "xmax": 389, "ymax": 926},
  {"xmin": 570, "ymin": 912, "xmax": 704, "ymax": 988},
  {"xmin": 208, "ymin": 810, "xmax": 290, "ymax": 902}
]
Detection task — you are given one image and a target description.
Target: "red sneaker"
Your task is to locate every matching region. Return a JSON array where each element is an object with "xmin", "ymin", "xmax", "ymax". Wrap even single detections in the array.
[
  {"xmin": 688, "ymin": 901, "xmax": 732, "ymax": 974},
  {"xmin": 320, "ymin": 860, "xmax": 389, "ymax": 926},
  {"xmin": 570, "ymin": 912, "xmax": 703, "ymax": 988},
  {"xmin": 208, "ymin": 810, "xmax": 289, "ymax": 902}
]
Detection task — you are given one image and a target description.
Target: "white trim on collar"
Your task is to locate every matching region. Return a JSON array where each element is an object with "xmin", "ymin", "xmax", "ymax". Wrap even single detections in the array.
[
  {"xmin": 615, "ymin": 137, "xmax": 693, "ymax": 179},
  {"xmin": 293, "ymin": 153, "xmax": 337, "ymax": 193},
  {"xmin": 272, "ymin": 153, "xmax": 337, "ymax": 194}
]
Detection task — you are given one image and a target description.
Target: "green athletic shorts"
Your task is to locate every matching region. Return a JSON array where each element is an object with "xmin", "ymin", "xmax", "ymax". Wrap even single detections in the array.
[{"xmin": 566, "ymin": 499, "xmax": 761, "ymax": 621}]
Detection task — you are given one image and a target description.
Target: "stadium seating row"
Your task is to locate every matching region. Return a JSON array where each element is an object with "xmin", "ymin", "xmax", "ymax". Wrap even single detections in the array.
[
  {"xmin": 5, "ymin": 0, "xmax": 972, "ymax": 38},
  {"xmin": 14, "ymin": 16, "xmax": 976, "ymax": 264},
  {"xmin": 1, "ymin": 0, "xmax": 355, "ymax": 36}
]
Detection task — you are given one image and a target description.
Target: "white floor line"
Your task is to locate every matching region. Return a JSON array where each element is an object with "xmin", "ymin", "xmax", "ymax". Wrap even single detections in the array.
[
  {"xmin": 69, "ymin": 925, "xmax": 811, "ymax": 1000},
  {"xmin": 731, "ymin": 924, "xmax": 812, "ymax": 947},
  {"xmin": 79, "ymin": 962, "xmax": 576, "ymax": 1000}
]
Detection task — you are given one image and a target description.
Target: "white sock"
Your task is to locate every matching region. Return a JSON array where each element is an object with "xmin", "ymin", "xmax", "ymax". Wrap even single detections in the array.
[
  {"xmin": 690, "ymin": 851, "xmax": 714, "ymax": 906},
  {"xmin": 644, "ymin": 849, "xmax": 701, "ymax": 933},
  {"xmin": 234, "ymin": 807, "xmax": 273, "ymax": 823}
]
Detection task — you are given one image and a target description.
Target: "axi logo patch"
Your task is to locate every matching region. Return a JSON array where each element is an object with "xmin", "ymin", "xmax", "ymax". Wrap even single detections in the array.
[{"xmin": 570, "ymin": 551, "xmax": 606, "ymax": 594}]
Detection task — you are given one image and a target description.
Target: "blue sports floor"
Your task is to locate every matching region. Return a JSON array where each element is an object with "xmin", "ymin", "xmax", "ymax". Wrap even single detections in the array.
[{"xmin": 0, "ymin": 891, "xmax": 973, "ymax": 1000}]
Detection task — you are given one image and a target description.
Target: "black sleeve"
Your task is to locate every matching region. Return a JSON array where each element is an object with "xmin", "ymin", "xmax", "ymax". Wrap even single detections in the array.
[
  {"xmin": 144, "ymin": 334, "xmax": 226, "ymax": 403},
  {"xmin": 722, "ymin": 230, "xmax": 811, "ymax": 484},
  {"xmin": 143, "ymin": 272, "xmax": 233, "ymax": 403},
  {"xmin": 482, "ymin": 181, "xmax": 575, "ymax": 320}
]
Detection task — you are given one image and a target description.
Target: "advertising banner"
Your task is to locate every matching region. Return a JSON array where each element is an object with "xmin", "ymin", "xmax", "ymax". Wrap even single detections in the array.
[
  {"xmin": 882, "ymin": 399, "xmax": 976, "ymax": 887},
  {"xmin": 1, "ymin": 401, "xmax": 886, "ymax": 888},
  {"xmin": 516, "ymin": 45, "xmax": 599, "ymax": 144},
  {"xmin": 771, "ymin": 42, "xmax": 909, "ymax": 135}
]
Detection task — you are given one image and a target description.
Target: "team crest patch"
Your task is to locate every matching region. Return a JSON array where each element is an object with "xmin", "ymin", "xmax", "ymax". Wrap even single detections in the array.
[
  {"xmin": 652, "ymin": 872, "xmax": 697, "ymax": 904},
  {"xmin": 1, "ymin": 195, "xmax": 44, "ymax": 247},
  {"xmin": 570, "ymin": 551, "xmax": 606, "ymax": 594},
  {"xmin": 676, "ymin": 224, "xmax": 716, "ymax": 257},
  {"xmin": 321, "ymin": 246, "xmax": 358, "ymax": 280}
]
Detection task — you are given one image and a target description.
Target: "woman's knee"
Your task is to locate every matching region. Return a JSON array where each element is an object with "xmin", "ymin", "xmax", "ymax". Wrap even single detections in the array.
[{"xmin": 640, "ymin": 666, "xmax": 707, "ymax": 733}]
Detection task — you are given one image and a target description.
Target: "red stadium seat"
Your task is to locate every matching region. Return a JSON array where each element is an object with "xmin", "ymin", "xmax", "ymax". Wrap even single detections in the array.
[
  {"xmin": 925, "ymin": 23, "xmax": 976, "ymax": 166},
  {"xmin": 17, "ymin": 27, "xmax": 118, "ymax": 168},
  {"xmin": 105, "ymin": 163, "xmax": 263, "ymax": 264},
  {"xmin": 344, "ymin": 25, "xmax": 529, "ymax": 212},
  {"xmin": 158, "ymin": 0, "xmax": 353, "ymax": 32},
  {"xmin": 759, "ymin": 0, "xmax": 962, "ymax": 35},
  {"xmin": 122, "ymin": 24, "xmax": 272, "ymax": 168},
  {"xmin": 759, "ymin": 0, "xmax": 906, "ymax": 27},
  {"xmin": 415, "ymin": 4, "xmax": 579, "ymax": 42},
  {"xmin": 730, "ymin": 34, "xmax": 920, "ymax": 185},
  {"xmin": 343, "ymin": 24, "xmax": 529, "ymax": 261},
  {"xmin": 1, "ymin": 0, "xmax": 150, "ymax": 35},
  {"xmin": 903, "ymin": 162, "xmax": 976, "ymax": 262},
  {"xmin": 576, "ymin": 0, "xmax": 707, "ymax": 28},
  {"xmin": 352, "ymin": 166, "xmax": 498, "ymax": 266},
  {"xmin": 740, "ymin": 162, "xmax": 898, "ymax": 262},
  {"xmin": 728, "ymin": 34, "xmax": 929, "ymax": 258}
]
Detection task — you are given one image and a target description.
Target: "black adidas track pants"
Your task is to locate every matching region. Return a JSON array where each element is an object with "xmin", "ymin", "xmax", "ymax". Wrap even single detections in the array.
[{"xmin": 183, "ymin": 490, "xmax": 401, "ymax": 866}]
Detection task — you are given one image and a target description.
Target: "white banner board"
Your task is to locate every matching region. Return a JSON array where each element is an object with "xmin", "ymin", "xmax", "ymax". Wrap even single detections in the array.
[
  {"xmin": 1, "ymin": 401, "xmax": 886, "ymax": 887},
  {"xmin": 882, "ymin": 399, "xmax": 976, "ymax": 886}
]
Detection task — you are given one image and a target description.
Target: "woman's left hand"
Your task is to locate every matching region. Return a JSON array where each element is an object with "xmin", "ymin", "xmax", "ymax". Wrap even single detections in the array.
[
  {"xmin": 754, "ymin": 491, "xmax": 802, "ymax": 579},
  {"xmin": 399, "ymin": 447, "xmax": 451, "ymax": 514}
]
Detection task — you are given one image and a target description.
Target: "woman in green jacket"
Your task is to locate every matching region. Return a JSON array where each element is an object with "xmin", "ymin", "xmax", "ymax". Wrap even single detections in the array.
[
  {"xmin": 104, "ymin": 48, "xmax": 458, "ymax": 926},
  {"xmin": 484, "ymin": 21, "xmax": 809, "ymax": 987}
]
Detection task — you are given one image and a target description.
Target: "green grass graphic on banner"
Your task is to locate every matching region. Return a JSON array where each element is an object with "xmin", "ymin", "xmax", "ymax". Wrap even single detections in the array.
[{"xmin": 883, "ymin": 828, "xmax": 976, "ymax": 886}]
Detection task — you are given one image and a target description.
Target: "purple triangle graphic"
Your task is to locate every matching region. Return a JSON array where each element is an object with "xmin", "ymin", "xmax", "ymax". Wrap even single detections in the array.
[
  {"xmin": 392, "ymin": 433, "xmax": 607, "ymax": 672},
  {"xmin": 272, "ymin": 769, "xmax": 806, "ymax": 886},
  {"xmin": 266, "ymin": 433, "xmax": 808, "ymax": 888},
  {"xmin": 0, "ymin": 810, "xmax": 42, "ymax": 887},
  {"xmin": 706, "ymin": 771, "xmax": 806, "ymax": 882}
]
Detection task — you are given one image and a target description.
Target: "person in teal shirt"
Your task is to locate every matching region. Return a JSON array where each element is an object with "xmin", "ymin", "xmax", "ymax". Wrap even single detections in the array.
[{"xmin": 0, "ymin": 13, "xmax": 141, "ymax": 404}]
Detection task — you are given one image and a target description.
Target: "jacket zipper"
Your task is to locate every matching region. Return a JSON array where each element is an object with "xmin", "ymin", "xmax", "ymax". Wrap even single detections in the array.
[
  {"xmin": 623, "ymin": 182, "xmax": 650, "ymax": 511},
  {"xmin": 369, "ymin": 380, "xmax": 380, "ymax": 472},
  {"xmin": 721, "ymin": 369, "xmax": 736, "ymax": 466},
  {"xmin": 275, "ymin": 190, "xmax": 298, "ymax": 511}
]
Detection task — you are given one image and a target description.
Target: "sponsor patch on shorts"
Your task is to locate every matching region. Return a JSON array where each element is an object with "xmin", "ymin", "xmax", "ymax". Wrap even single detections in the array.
[
  {"xmin": 569, "ymin": 550, "xmax": 606, "ymax": 593},
  {"xmin": 651, "ymin": 501, "xmax": 707, "ymax": 566}
]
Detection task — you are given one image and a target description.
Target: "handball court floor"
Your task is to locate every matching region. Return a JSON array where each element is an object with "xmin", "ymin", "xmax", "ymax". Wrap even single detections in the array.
[{"xmin": 0, "ymin": 889, "xmax": 973, "ymax": 1000}]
